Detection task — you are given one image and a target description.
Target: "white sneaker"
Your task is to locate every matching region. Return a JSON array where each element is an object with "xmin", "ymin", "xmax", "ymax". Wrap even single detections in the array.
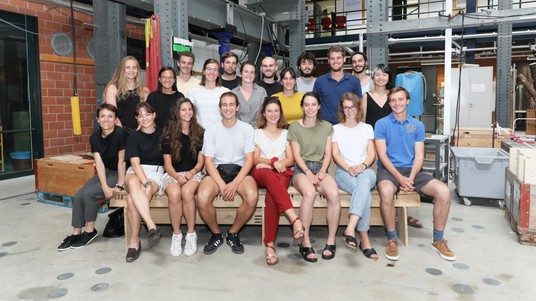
[
  {"xmin": 170, "ymin": 233, "xmax": 183, "ymax": 257},
  {"xmin": 184, "ymin": 232, "xmax": 198, "ymax": 256}
]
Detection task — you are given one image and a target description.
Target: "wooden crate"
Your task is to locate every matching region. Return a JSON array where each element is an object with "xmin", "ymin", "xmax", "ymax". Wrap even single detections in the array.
[
  {"xmin": 454, "ymin": 127, "xmax": 509, "ymax": 148},
  {"xmin": 35, "ymin": 156, "xmax": 95, "ymax": 197},
  {"xmin": 527, "ymin": 109, "xmax": 536, "ymax": 136},
  {"xmin": 505, "ymin": 168, "xmax": 536, "ymax": 245}
]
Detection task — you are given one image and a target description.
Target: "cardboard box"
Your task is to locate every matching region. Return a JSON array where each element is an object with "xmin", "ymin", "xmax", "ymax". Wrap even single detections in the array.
[{"xmin": 35, "ymin": 155, "xmax": 95, "ymax": 196}]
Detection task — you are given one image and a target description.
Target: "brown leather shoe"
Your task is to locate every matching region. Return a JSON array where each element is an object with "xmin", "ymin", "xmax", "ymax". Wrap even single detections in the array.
[
  {"xmin": 126, "ymin": 242, "xmax": 141, "ymax": 263},
  {"xmin": 148, "ymin": 228, "xmax": 161, "ymax": 247}
]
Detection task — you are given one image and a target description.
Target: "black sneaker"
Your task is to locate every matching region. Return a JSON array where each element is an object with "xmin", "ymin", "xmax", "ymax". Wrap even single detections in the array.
[
  {"xmin": 57, "ymin": 234, "xmax": 80, "ymax": 251},
  {"xmin": 203, "ymin": 233, "xmax": 224, "ymax": 255},
  {"xmin": 226, "ymin": 232, "xmax": 244, "ymax": 254},
  {"xmin": 71, "ymin": 229, "xmax": 98, "ymax": 249}
]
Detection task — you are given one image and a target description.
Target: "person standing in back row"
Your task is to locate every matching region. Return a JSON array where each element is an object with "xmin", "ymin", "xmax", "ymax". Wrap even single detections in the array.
[
  {"xmin": 176, "ymin": 51, "xmax": 200, "ymax": 98},
  {"xmin": 220, "ymin": 51, "xmax": 241, "ymax": 90},
  {"xmin": 146, "ymin": 66, "xmax": 184, "ymax": 129},
  {"xmin": 258, "ymin": 56, "xmax": 283, "ymax": 96},
  {"xmin": 313, "ymin": 45, "xmax": 362, "ymax": 125}
]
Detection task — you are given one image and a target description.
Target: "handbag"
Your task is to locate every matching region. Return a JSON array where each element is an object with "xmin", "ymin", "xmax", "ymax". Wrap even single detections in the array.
[
  {"xmin": 103, "ymin": 208, "xmax": 125, "ymax": 238},
  {"xmin": 217, "ymin": 164, "xmax": 242, "ymax": 184}
]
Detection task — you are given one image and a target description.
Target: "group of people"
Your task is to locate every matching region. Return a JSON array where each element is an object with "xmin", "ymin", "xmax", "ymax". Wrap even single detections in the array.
[{"xmin": 57, "ymin": 46, "xmax": 455, "ymax": 266}]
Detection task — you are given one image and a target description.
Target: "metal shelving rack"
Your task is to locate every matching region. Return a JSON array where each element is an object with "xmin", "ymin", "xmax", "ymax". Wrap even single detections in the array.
[{"xmin": 423, "ymin": 135, "xmax": 449, "ymax": 183}]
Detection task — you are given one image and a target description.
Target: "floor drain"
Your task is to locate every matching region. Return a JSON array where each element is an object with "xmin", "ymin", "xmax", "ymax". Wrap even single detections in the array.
[
  {"xmin": 95, "ymin": 267, "xmax": 112, "ymax": 275},
  {"xmin": 2, "ymin": 241, "xmax": 17, "ymax": 247},
  {"xmin": 91, "ymin": 283, "xmax": 109, "ymax": 292},
  {"xmin": 483, "ymin": 278, "xmax": 501, "ymax": 286},
  {"xmin": 452, "ymin": 284, "xmax": 473, "ymax": 294},
  {"xmin": 57, "ymin": 273, "xmax": 74, "ymax": 280},
  {"xmin": 453, "ymin": 263, "xmax": 470, "ymax": 270},
  {"xmin": 426, "ymin": 268, "xmax": 443, "ymax": 276},
  {"xmin": 47, "ymin": 288, "xmax": 68, "ymax": 298}
]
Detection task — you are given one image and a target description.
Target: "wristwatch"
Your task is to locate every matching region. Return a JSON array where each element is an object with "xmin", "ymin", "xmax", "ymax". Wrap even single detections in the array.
[{"xmin": 143, "ymin": 181, "xmax": 152, "ymax": 188}]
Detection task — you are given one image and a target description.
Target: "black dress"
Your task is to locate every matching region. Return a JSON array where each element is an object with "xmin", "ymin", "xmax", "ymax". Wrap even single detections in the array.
[{"xmin": 365, "ymin": 92, "xmax": 391, "ymax": 129}]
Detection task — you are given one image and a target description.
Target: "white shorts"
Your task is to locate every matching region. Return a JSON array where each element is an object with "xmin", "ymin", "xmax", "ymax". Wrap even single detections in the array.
[
  {"xmin": 126, "ymin": 164, "xmax": 164, "ymax": 185},
  {"xmin": 158, "ymin": 171, "xmax": 206, "ymax": 196}
]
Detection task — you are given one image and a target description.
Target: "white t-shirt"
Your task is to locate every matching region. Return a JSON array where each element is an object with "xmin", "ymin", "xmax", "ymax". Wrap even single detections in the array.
[
  {"xmin": 332, "ymin": 122, "xmax": 374, "ymax": 166},
  {"xmin": 202, "ymin": 120, "xmax": 255, "ymax": 166},
  {"xmin": 189, "ymin": 85, "xmax": 230, "ymax": 129},
  {"xmin": 254, "ymin": 129, "xmax": 288, "ymax": 159},
  {"xmin": 296, "ymin": 77, "xmax": 316, "ymax": 93}
]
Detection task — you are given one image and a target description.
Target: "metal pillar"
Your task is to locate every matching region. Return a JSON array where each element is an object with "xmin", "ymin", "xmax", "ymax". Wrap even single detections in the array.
[
  {"xmin": 93, "ymin": 0, "xmax": 126, "ymax": 105},
  {"xmin": 496, "ymin": 0, "xmax": 513, "ymax": 127},
  {"xmin": 154, "ymin": 0, "xmax": 188, "ymax": 69},
  {"xmin": 288, "ymin": 0, "xmax": 305, "ymax": 73},
  {"xmin": 366, "ymin": 0, "xmax": 389, "ymax": 68}
]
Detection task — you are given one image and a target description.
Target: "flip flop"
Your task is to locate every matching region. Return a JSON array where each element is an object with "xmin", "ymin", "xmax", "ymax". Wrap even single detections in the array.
[
  {"xmin": 265, "ymin": 245, "xmax": 279, "ymax": 266},
  {"xmin": 322, "ymin": 244, "xmax": 336, "ymax": 260},
  {"xmin": 407, "ymin": 216, "xmax": 423, "ymax": 228},
  {"xmin": 341, "ymin": 233, "xmax": 358, "ymax": 250}
]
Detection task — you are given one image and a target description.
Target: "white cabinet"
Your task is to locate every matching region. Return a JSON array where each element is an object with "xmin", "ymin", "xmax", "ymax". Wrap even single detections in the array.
[{"xmin": 450, "ymin": 66, "xmax": 494, "ymax": 129}]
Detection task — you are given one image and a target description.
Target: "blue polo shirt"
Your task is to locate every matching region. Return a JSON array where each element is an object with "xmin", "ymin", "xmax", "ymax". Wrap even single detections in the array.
[
  {"xmin": 313, "ymin": 71, "xmax": 362, "ymax": 124},
  {"xmin": 374, "ymin": 113, "xmax": 425, "ymax": 168}
]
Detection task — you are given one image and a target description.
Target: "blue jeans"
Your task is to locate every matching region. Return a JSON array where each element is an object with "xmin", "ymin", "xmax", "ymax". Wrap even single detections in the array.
[{"xmin": 335, "ymin": 166, "xmax": 376, "ymax": 232}]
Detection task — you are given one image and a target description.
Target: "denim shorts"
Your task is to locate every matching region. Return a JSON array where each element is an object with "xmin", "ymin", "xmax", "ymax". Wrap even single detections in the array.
[{"xmin": 291, "ymin": 160, "xmax": 324, "ymax": 185}]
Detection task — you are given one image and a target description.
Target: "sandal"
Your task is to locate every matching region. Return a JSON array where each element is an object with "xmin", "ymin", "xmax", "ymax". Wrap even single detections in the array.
[
  {"xmin": 292, "ymin": 217, "xmax": 305, "ymax": 240},
  {"xmin": 407, "ymin": 216, "xmax": 423, "ymax": 228},
  {"xmin": 341, "ymin": 233, "xmax": 358, "ymax": 250},
  {"xmin": 322, "ymin": 244, "xmax": 336, "ymax": 260},
  {"xmin": 359, "ymin": 242, "xmax": 378, "ymax": 260},
  {"xmin": 299, "ymin": 244, "xmax": 317, "ymax": 263},
  {"xmin": 265, "ymin": 245, "xmax": 279, "ymax": 266}
]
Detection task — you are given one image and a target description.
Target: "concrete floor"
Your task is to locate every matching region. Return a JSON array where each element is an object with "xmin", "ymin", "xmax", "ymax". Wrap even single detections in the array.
[{"xmin": 1, "ymin": 175, "xmax": 535, "ymax": 301}]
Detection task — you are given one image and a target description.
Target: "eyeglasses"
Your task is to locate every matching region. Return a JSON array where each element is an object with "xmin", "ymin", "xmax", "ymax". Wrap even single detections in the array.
[
  {"xmin": 343, "ymin": 106, "xmax": 356, "ymax": 111},
  {"xmin": 160, "ymin": 76, "xmax": 175, "ymax": 80},
  {"xmin": 205, "ymin": 67, "xmax": 219, "ymax": 72}
]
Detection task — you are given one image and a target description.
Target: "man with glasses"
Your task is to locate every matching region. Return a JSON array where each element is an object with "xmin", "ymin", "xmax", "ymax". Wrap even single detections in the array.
[{"xmin": 197, "ymin": 91, "xmax": 258, "ymax": 255}]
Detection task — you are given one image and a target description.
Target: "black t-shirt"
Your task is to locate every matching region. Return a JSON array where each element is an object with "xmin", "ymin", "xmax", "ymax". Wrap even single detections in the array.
[
  {"xmin": 146, "ymin": 91, "xmax": 184, "ymax": 129},
  {"xmin": 257, "ymin": 80, "xmax": 283, "ymax": 97},
  {"xmin": 90, "ymin": 126, "xmax": 125, "ymax": 170},
  {"xmin": 161, "ymin": 134, "xmax": 202, "ymax": 172},
  {"xmin": 116, "ymin": 91, "xmax": 141, "ymax": 130},
  {"xmin": 221, "ymin": 77, "xmax": 241, "ymax": 90},
  {"xmin": 125, "ymin": 127, "xmax": 163, "ymax": 165}
]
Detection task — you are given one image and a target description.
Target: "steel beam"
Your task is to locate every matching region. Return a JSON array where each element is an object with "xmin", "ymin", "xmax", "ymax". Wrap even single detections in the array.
[
  {"xmin": 496, "ymin": 0, "xmax": 513, "ymax": 127},
  {"xmin": 367, "ymin": 0, "xmax": 389, "ymax": 67},
  {"xmin": 154, "ymin": 0, "xmax": 188, "ymax": 68},
  {"xmin": 367, "ymin": 7, "xmax": 536, "ymax": 35},
  {"xmin": 93, "ymin": 0, "xmax": 126, "ymax": 105}
]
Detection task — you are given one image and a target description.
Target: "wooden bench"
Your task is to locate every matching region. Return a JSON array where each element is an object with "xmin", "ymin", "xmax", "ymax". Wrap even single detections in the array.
[{"xmin": 110, "ymin": 188, "xmax": 420, "ymax": 247}]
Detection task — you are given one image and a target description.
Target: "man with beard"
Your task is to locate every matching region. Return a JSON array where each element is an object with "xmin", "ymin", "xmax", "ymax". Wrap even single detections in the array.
[
  {"xmin": 296, "ymin": 52, "xmax": 317, "ymax": 93},
  {"xmin": 313, "ymin": 45, "xmax": 362, "ymax": 125},
  {"xmin": 220, "ymin": 51, "xmax": 241, "ymax": 90},
  {"xmin": 257, "ymin": 56, "xmax": 283, "ymax": 96},
  {"xmin": 351, "ymin": 52, "xmax": 372, "ymax": 94}
]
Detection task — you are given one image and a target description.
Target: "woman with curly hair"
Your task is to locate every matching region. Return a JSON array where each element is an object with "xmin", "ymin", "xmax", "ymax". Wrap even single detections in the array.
[{"xmin": 160, "ymin": 98, "xmax": 205, "ymax": 257}]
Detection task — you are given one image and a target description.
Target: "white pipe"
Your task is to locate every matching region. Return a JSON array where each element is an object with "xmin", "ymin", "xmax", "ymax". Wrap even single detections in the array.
[{"xmin": 444, "ymin": 0, "xmax": 452, "ymax": 136}]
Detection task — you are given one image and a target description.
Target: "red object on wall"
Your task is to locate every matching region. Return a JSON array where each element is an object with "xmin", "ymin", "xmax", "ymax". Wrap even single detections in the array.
[
  {"xmin": 145, "ymin": 14, "xmax": 161, "ymax": 92},
  {"xmin": 306, "ymin": 18, "xmax": 316, "ymax": 32}
]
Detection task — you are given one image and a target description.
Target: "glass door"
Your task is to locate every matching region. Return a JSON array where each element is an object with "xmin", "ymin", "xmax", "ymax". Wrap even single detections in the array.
[{"xmin": 0, "ymin": 10, "xmax": 43, "ymax": 180}]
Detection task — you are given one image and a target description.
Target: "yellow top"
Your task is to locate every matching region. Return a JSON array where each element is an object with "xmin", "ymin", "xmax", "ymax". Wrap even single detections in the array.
[{"xmin": 273, "ymin": 92, "xmax": 304, "ymax": 124}]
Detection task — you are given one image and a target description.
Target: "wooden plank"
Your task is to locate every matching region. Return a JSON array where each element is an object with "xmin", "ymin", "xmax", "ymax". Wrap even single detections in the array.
[{"xmin": 36, "ymin": 158, "xmax": 95, "ymax": 196}]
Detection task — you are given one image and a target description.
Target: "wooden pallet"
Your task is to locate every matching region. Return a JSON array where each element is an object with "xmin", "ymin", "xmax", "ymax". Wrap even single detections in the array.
[{"xmin": 36, "ymin": 191, "xmax": 109, "ymax": 213}]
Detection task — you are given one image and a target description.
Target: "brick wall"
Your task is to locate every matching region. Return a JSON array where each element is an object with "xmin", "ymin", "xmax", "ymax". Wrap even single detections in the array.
[{"xmin": 0, "ymin": 1, "xmax": 145, "ymax": 156}]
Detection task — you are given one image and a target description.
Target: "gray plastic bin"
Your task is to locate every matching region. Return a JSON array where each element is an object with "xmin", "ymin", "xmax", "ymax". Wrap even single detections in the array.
[{"xmin": 451, "ymin": 147, "xmax": 509, "ymax": 199}]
